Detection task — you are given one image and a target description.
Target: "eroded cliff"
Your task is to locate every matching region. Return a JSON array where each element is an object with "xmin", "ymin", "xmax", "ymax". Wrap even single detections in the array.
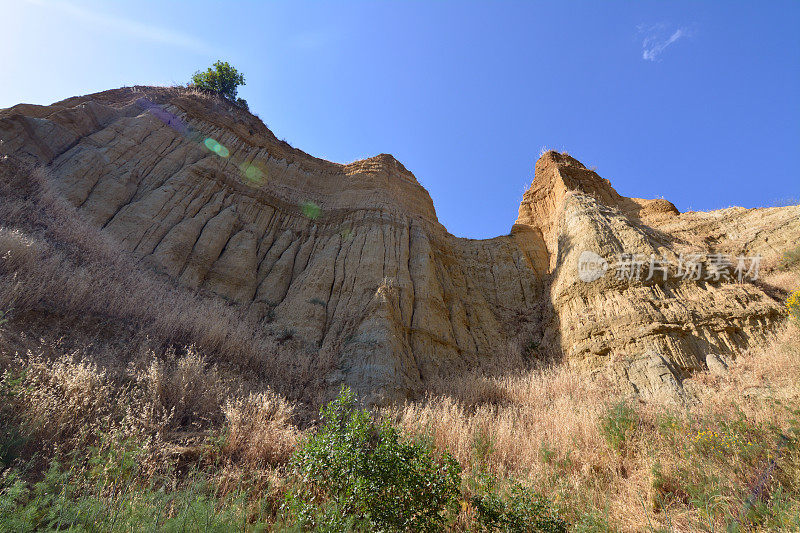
[{"xmin": 1, "ymin": 86, "xmax": 797, "ymax": 402}]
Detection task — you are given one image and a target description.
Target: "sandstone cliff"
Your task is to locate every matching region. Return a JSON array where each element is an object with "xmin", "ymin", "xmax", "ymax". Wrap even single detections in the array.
[{"xmin": 1, "ymin": 86, "xmax": 797, "ymax": 403}]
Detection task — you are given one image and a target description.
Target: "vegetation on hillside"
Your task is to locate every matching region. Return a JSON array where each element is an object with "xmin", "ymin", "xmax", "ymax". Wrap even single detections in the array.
[
  {"xmin": 1, "ymin": 328, "xmax": 798, "ymax": 531},
  {"xmin": 782, "ymin": 244, "xmax": 800, "ymax": 272},
  {"xmin": 190, "ymin": 60, "xmax": 248, "ymax": 109},
  {"xmin": 1, "ymin": 158, "xmax": 800, "ymax": 530}
]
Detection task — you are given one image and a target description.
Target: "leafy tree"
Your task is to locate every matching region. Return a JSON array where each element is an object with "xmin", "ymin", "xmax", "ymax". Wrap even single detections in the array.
[{"xmin": 190, "ymin": 61, "xmax": 247, "ymax": 108}]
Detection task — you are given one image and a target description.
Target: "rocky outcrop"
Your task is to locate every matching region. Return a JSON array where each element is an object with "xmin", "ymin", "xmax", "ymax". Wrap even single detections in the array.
[
  {"xmin": 1, "ymin": 87, "xmax": 797, "ymax": 402},
  {"xmin": 514, "ymin": 152, "xmax": 798, "ymax": 398}
]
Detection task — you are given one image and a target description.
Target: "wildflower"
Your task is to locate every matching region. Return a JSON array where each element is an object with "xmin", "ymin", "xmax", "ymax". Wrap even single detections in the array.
[{"xmin": 787, "ymin": 289, "xmax": 800, "ymax": 321}]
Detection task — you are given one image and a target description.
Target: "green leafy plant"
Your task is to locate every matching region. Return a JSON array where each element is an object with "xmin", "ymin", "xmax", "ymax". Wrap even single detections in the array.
[
  {"xmin": 469, "ymin": 472, "xmax": 567, "ymax": 533},
  {"xmin": 600, "ymin": 401, "xmax": 638, "ymax": 452},
  {"xmin": 0, "ymin": 459, "xmax": 262, "ymax": 532},
  {"xmin": 284, "ymin": 387, "xmax": 462, "ymax": 531},
  {"xmin": 190, "ymin": 60, "xmax": 247, "ymax": 108},
  {"xmin": 780, "ymin": 245, "xmax": 800, "ymax": 271},
  {"xmin": 87, "ymin": 432, "xmax": 143, "ymax": 487}
]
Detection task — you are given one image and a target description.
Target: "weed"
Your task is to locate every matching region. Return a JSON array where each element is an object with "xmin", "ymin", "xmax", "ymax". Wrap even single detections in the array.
[
  {"xmin": 473, "ymin": 428, "xmax": 495, "ymax": 468},
  {"xmin": 787, "ymin": 289, "xmax": 800, "ymax": 324},
  {"xmin": 600, "ymin": 401, "xmax": 638, "ymax": 452},
  {"xmin": 780, "ymin": 245, "xmax": 800, "ymax": 271},
  {"xmin": 308, "ymin": 297, "xmax": 327, "ymax": 308}
]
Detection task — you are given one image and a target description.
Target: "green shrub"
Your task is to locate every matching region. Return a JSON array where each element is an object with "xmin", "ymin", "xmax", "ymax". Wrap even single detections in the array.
[
  {"xmin": 600, "ymin": 401, "xmax": 638, "ymax": 452},
  {"xmin": 470, "ymin": 472, "xmax": 568, "ymax": 533},
  {"xmin": 190, "ymin": 60, "xmax": 247, "ymax": 106},
  {"xmin": 780, "ymin": 245, "xmax": 800, "ymax": 271},
  {"xmin": 284, "ymin": 387, "xmax": 462, "ymax": 531}
]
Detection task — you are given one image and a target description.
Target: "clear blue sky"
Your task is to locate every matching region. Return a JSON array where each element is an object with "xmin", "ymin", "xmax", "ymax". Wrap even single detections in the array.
[{"xmin": 4, "ymin": 1, "xmax": 799, "ymax": 238}]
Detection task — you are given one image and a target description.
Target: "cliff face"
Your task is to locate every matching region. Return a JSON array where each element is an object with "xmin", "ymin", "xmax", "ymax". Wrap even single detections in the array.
[
  {"xmin": 1, "ymin": 87, "xmax": 797, "ymax": 403},
  {"xmin": 518, "ymin": 153, "xmax": 798, "ymax": 400}
]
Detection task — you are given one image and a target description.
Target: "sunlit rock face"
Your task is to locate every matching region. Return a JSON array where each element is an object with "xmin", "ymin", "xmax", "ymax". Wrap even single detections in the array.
[{"xmin": 2, "ymin": 87, "xmax": 797, "ymax": 402}]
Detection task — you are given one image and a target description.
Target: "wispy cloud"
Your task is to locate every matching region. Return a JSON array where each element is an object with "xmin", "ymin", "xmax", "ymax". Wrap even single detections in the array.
[
  {"xmin": 638, "ymin": 23, "xmax": 690, "ymax": 61},
  {"xmin": 23, "ymin": 0, "xmax": 214, "ymax": 55}
]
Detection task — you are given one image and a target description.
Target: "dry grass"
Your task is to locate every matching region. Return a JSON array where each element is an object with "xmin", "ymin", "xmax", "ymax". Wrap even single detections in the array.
[
  {"xmin": 0, "ymin": 342, "xmax": 302, "ymax": 474},
  {"xmin": 390, "ymin": 325, "xmax": 800, "ymax": 531},
  {"xmin": 223, "ymin": 391, "xmax": 299, "ymax": 466},
  {"xmin": 133, "ymin": 348, "xmax": 230, "ymax": 430},
  {"xmin": 4, "ymin": 325, "xmax": 796, "ymax": 530},
  {"xmin": 4, "ymin": 353, "xmax": 117, "ymax": 454},
  {"xmin": 1, "ymin": 154, "xmax": 798, "ymax": 530},
  {"xmin": 0, "ymin": 157, "xmax": 333, "ymax": 406},
  {"xmin": 0, "ymin": 156, "xmax": 316, "ymax": 493},
  {"xmin": 757, "ymin": 253, "xmax": 800, "ymax": 296}
]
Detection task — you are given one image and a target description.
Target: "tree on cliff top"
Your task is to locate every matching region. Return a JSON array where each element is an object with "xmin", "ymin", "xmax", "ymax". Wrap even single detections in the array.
[{"xmin": 190, "ymin": 61, "xmax": 248, "ymax": 109}]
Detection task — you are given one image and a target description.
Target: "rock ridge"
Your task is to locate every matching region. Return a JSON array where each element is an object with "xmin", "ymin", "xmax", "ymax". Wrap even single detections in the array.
[{"xmin": 1, "ymin": 86, "xmax": 798, "ymax": 403}]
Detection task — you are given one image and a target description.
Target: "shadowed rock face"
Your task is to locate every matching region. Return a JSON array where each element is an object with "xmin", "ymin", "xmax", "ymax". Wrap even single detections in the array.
[{"xmin": 1, "ymin": 87, "xmax": 797, "ymax": 403}]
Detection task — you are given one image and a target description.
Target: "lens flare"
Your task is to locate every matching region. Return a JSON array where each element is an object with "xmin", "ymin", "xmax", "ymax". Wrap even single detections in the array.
[
  {"xmin": 241, "ymin": 162, "xmax": 267, "ymax": 186},
  {"xmin": 204, "ymin": 138, "xmax": 230, "ymax": 158},
  {"xmin": 301, "ymin": 201, "xmax": 321, "ymax": 220},
  {"xmin": 137, "ymin": 97, "xmax": 188, "ymax": 135}
]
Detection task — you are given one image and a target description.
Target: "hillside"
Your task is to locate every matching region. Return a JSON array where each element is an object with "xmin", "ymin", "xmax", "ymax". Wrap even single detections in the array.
[
  {"xmin": 1, "ymin": 86, "xmax": 799, "ymax": 530},
  {"xmin": 2, "ymin": 86, "xmax": 798, "ymax": 403}
]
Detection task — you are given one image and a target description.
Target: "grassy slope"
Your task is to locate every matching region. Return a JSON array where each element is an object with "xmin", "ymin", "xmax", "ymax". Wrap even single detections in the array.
[{"xmin": 1, "ymin": 157, "xmax": 800, "ymax": 531}]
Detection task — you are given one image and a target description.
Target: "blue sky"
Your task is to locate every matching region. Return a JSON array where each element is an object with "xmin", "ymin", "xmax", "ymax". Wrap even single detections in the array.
[{"xmin": 4, "ymin": 1, "xmax": 799, "ymax": 238}]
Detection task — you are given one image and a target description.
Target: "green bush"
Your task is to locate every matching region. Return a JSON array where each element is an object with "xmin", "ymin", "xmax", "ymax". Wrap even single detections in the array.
[
  {"xmin": 190, "ymin": 60, "xmax": 247, "ymax": 108},
  {"xmin": 600, "ymin": 401, "xmax": 638, "ymax": 452},
  {"xmin": 284, "ymin": 387, "xmax": 462, "ymax": 531},
  {"xmin": 470, "ymin": 472, "xmax": 567, "ymax": 533}
]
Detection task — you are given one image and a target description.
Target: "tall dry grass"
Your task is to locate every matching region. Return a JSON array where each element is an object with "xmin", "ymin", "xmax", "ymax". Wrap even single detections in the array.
[
  {"xmin": 0, "ymin": 156, "xmax": 311, "ymax": 484},
  {"xmin": 223, "ymin": 391, "xmax": 299, "ymax": 466},
  {"xmin": 390, "ymin": 324, "xmax": 800, "ymax": 531},
  {"xmin": 2, "ymin": 154, "xmax": 799, "ymax": 530},
  {"xmin": 0, "ymin": 157, "xmax": 333, "ymax": 406}
]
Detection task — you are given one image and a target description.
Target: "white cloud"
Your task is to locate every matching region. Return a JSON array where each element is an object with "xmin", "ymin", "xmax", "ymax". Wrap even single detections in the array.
[
  {"xmin": 638, "ymin": 23, "xmax": 689, "ymax": 61},
  {"xmin": 23, "ymin": 0, "xmax": 214, "ymax": 55}
]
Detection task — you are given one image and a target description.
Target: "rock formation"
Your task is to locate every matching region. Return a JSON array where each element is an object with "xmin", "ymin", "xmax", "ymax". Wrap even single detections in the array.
[{"xmin": 1, "ymin": 86, "xmax": 797, "ymax": 403}]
